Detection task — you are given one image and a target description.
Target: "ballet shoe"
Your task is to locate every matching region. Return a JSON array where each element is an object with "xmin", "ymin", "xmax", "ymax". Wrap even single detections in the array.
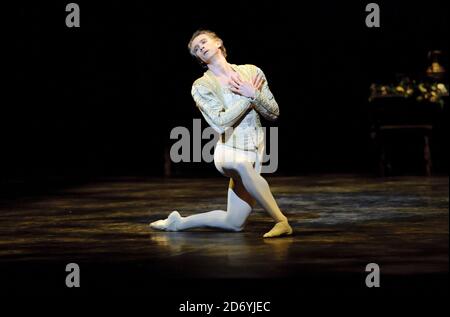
[
  {"xmin": 263, "ymin": 221, "xmax": 293, "ymax": 238},
  {"xmin": 149, "ymin": 210, "xmax": 182, "ymax": 231}
]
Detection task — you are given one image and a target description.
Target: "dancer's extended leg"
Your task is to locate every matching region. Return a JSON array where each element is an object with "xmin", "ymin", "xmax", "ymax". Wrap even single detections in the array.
[{"xmin": 149, "ymin": 178, "xmax": 254, "ymax": 232}]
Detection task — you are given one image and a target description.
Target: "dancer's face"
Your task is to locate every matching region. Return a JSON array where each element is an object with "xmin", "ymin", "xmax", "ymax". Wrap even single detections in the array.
[{"xmin": 190, "ymin": 34, "xmax": 222, "ymax": 64}]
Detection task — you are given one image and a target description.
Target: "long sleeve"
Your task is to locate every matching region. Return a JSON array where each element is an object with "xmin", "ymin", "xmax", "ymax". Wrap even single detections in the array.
[
  {"xmin": 191, "ymin": 84, "xmax": 252, "ymax": 134},
  {"xmin": 250, "ymin": 68, "xmax": 279, "ymax": 121}
]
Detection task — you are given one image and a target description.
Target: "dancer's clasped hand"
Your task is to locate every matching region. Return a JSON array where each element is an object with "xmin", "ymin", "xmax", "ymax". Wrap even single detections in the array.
[{"xmin": 229, "ymin": 73, "xmax": 264, "ymax": 99}]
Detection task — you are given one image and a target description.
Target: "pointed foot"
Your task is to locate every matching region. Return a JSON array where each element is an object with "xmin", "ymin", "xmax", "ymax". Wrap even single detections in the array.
[{"xmin": 149, "ymin": 210, "xmax": 182, "ymax": 231}]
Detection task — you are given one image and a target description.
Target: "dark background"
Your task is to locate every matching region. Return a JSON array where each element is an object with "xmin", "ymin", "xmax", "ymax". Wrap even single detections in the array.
[{"xmin": 7, "ymin": 0, "xmax": 449, "ymax": 182}]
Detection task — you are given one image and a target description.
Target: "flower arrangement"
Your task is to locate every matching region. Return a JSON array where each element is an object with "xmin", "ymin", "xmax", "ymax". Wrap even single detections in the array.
[{"xmin": 369, "ymin": 77, "xmax": 449, "ymax": 109}]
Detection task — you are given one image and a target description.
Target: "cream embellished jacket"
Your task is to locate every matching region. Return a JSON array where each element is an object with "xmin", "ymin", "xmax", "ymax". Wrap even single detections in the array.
[{"xmin": 191, "ymin": 64, "xmax": 279, "ymax": 152}]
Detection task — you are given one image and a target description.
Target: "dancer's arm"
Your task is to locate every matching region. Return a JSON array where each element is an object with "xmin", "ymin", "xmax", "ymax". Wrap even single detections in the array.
[
  {"xmin": 250, "ymin": 68, "xmax": 280, "ymax": 121},
  {"xmin": 191, "ymin": 84, "xmax": 251, "ymax": 134}
]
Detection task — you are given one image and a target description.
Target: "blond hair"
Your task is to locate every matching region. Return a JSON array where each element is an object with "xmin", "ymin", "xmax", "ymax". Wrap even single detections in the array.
[{"xmin": 188, "ymin": 30, "xmax": 227, "ymax": 61}]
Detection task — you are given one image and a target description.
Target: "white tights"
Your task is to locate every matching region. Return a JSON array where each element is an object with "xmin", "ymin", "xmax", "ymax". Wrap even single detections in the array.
[{"xmin": 152, "ymin": 142, "xmax": 288, "ymax": 232}]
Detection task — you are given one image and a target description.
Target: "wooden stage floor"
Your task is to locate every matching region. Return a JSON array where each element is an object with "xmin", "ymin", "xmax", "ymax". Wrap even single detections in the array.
[{"xmin": 0, "ymin": 175, "xmax": 448, "ymax": 296}]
